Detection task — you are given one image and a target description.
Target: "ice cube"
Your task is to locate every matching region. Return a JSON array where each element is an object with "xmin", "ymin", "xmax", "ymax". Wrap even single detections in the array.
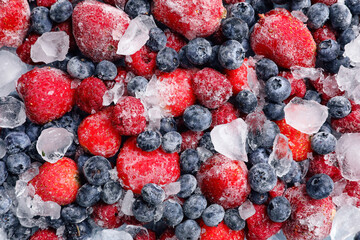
[
  {"xmin": 336, "ymin": 133, "xmax": 360, "ymax": 181},
  {"xmin": 121, "ymin": 190, "xmax": 135, "ymax": 216},
  {"xmin": 36, "ymin": 127, "xmax": 74, "ymax": 163},
  {"xmin": 0, "ymin": 139, "xmax": 6, "ymax": 159},
  {"xmin": 291, "ymin": 10, "xmax": 308, "ymax": 22},
  {"xmin": 284, "ymin": 97, "xmax": 328, "ymax": 134},
  {"xmin": 210, "ymin": 118, "xmax": 248, "ymax": 162},
  {"xmin": 290, "ymin": 66, "xmax": 323, "ymax": 81},
  {"xmin": 109, "ymin": 168, "xmax": 119, "ymax": 181},
  {"xmin": 268, "ymin": 134, "xmax": 293, "ymax": 177},
  {"xmin": 56, "ymin": 226, "xmax": 65, "ymax": 237},
  {"xmin": 30, "ymin": 31, "xmax": 70, "ymax": 64},
  {"xmin": 322, "ymin": 74, "xmax": 341, "ymax": 98},
  {"xmin": 164, "ymin": 182, "xmax": 181, "ymax": 196},
  {"xmin": 94, "ymin": 229, "xmax": 133, "ymax": 240},
  {"xmin": 332, "ymin": 193, "xmax": 358, "ymax": 208},
  {"xmin": 0, "ymin": 96, "xmax": 27, "ymax": 129},
  {"xmin": 238, "ymin": 200, "xmax": 255, "ymax": 220},
  {"xmin": 18, "ymin": 216, "xmax": 47, "ymax": 228},
  {"xmin": 31, "ymin": 194, "xmax": 61, "ymax": 219},
  {"xmin": 330, "ymin": 205, "xmax": 360, "ymax": 240},
  {"xmin": 147, "ymin": 106, "xmax": 163, "ymax": 130},
  {"xmin": 336, "ymin": 64, "xmax": 360, "ymax": 104},
  {"xmin": 102, "ymin": 82, "xmax": 125, "ymax": 106},
  {"xmin": 117, "ymin": 15, "xmax": 157, "ymax": 56},
  {"xmin": 344, "ymin": 32, "xmax": 360, "ymax": 63},
  {"xmin": 19, "ymin": 162, "xmax": 41, "ymax": 182},
  {"xmin": 0, "ymin": 228, "xmax": 7, "ymax": 239}
]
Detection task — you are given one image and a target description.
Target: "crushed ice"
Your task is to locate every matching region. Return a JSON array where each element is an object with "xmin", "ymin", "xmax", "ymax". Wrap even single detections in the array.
[
  {"xmin": 330, "ymin": 205, "xmax": 360, "ymax": 240},
  {"xmin": 268, "ymin": 134, "xmax": 293, "ymax": 177},
  {"xmin": 344, "ymin": 30, "xmax": 360, "ymax": 63},
  {"xmin": 121, "ymin": 190, "xmax": 135, "ymax": 216},
  {"xmin": 0, "ymin": 96, "xmax": 27, "ymax": 129},
  {"xmin": 102, "ymin": 82, "xmax": 125, "ymax": 106},
  {"xmin": 238, "ymin": 200, "xmax": 255, "ymax": 220},
  {"xmin": 336, "ymin": 133, "xmax": 360, "ymax": 181},
  {"xmin": 336, "ymin": 64, "xmax": 360, "ymax": 104}
]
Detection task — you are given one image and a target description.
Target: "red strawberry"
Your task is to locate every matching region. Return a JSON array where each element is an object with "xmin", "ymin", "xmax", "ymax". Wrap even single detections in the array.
[
  {"xmin": 197, "ymin": 154, "xmax": 250, "ymax": 209},
  {"xmin": 29, "ymin": 157, "xmax": 80, "ymax": 206},
  {"xmin": 312, "ymin": 24, "xmax": 337, "ymax": 45},
  {"xmin": 152, "ymin": 0, "xmax": 226, "ymax": 40},
  {"xmin": 200, "ymin": 220, "xmax": 245, "ymax": 240},
  {"xmin": 78, "ymin": 107, "xmax": 122, "ymax": 158},
  {"xmin": 92, "ymin": 202, "xmax": 124, "ymax": 229},
  {"xmin": 344, "ymin": 180, "xmax": 360, "ymax": 208},
  {"xmin": 116, "ymin": 137, "xmax": 180, "ymax": 194},
  {"xmin": 251, "ymin": 8, "xmax": 316, "ymax": 69},
  {"xmin": 36, "ymin": 0, "xmax": 72, "ymax": 7},
  {"xmin": 275, "ymin": 119, "xmax": 312, "ymax": 161},
  {"xmin": 225, "ymin": 58, "xmax": 251, "ymax": 96},
  {"xmin": 16, "ymin": 67, "xmax": 75, "ymax": 125},
  {"xmin": 16, "ymin": 34, "xmax": 40, "ymax": 65},
  {"xmin": 210, "ymin": 102, "xmax": 240, "ymax": 129},
  {"xmin": 311, "ymin": 0, "xmax": 337, "ymax": 6},
  {"xmin": 307, "ymin": 153, "xmax": 342, "ymax": 182},
  {"xmin": 72, "ymin": 0, "xmax": 130, "ymax": 62},
  {"xmin": 105, "ymin": 67, "xmax": 129, "ymax": 91},
  {"xmin": 134, "ymin": 230, "xmax": 157, "ymax": 240},
  {"xmin": 125, "ymin": 46, "xmax": 157, "ymax": 79},
  {"xmin": 30, "ymin": 229, "xmax": 60, "ymax": 240},
  {"xmin": 331, "ymin": 102, "xmax": 360, "ymax": 133},
  {"xmin": 159, "ymin": 229, "xmax": 178, "ymax": 240},
  {"xmin": 180, "ymin": 130, "xmax": 204, "ymax": 152},
  {"xmin": 279, "ymin": 71, "xmax": 306, "ymax": 102},
  {"xmin": 164, "ymin": 29, "xmax": 187, "ymax": 52},
  {"xmin": 268, "ymin": 179, "xmax": 286, "ymax": 199},
  {"xmin": 0, "ymin": 0, "xmax": 30, "ymax": 48},
  {"xmin": 75, "ymin": 77, "xmax": 107, "ymax": 114}
]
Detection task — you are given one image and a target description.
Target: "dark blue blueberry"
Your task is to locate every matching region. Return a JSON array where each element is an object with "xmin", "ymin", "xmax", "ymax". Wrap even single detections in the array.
[
  {"xmin": 65, "ymin": 141, "xmax": 77, "ymax": 158},
  {"xmin": 83, "ymin": 156, "xmax": 111, "ymax": 186},
  {"xmin": 0, "ymin": 188, "xmax": 12, "ymax": 214},
  {"xmin": 280, "ymin": 160, "xmax": 302, "ymax": 185},
  {"xmin": 265, "ymin": 76, "xmax": 292, "ymax": 103},
  {"xmin": 76, "ymin": 155, "xmax": 89, "ymax": 173},
  {"xmin": 221, "ymin": 17, "xmax": 249, "ymax": 42},
  {"xmin": 248, "ymin": 163, "xmax": 277, "ymax": 193},
  {"xmin": 180, "ymin": 149, "xmax": 201, "ymax": 174},
  {"xmin": 346, "ymin": 0, "xmax": 360, "ymax": 14},
  {"xmin": 229, "ymin": 2, "xmax": 255, "ymax": 26},
  {"xmin": 177, "ymin": 174, "xmax": 197, "ymax": 199},
  {"xmin": 67, "ymin": 56, "xmax": 95, "ymax": 80},
  {"xmin": 12, "ymin": 226, "xmax": 32, "ymax": 239},
  {"xmin": 0, "ymin": 162, "xmax": 8, "ymax": 185},
  {"xmin": 224, "ymin": 209, "xmax": 245, "ymax": 231},
  {"xmin": 208, "ymin": 45, "xmax": 223, "ymax": 71},
  {"xmin": 30, "ymin": 7, "xmax": 52, "ymax": 34},
  {"xmin": 201, "ymin": 204, "xmax": 225, "ymax": 227},
  {"xmin": 198, "ymin": 132, "xmax": 215, "ymax": 153},
  {"xmin": 0, "ymin": 211, "xmax": 19, "ymax": 231},
  {"xmin": 5, "ymin": 132, "xmax": 31, "ymax": 154},
  {"xmin": 185, "ymin": 38, "xmax": 212, "ymax": 66},
  {"xmin": 156, "ymin": 47, "xmax": 179, "ymax": 72},
  {"xmin": 306, "ymin": 3, "xmax": 329, "ymax": 29},
  {"xmin": 291, "ymin": 0, "xmax": 311, "ymax": 10},
  {"xmin": 249, "ymin": 121, "xmax": 280, "ymax": 149},
  {"xmin": 235, "ymin": 90, "xmax": 258, "ymax": 114},
  {"xmin": 0, "ymin": 125, "xmax": 26, "ymax": 139},
  {"xmin": 141, "ymin": 183, "xmax": 165, "ymax": 206},
  {"xmin": 127, "ymin": 76, "xmax": 148, "ymax": 97},
  {"xmin": 26, "ymin": 141, "xmax": 44, "ymax": 162},
  {"xmin": 162, "ymin": 200, "xmax": 184, "ymax": 227},
  {"xmin": 175, "ymin": 219, "xmax": 201, "ymax": 240},
  {"xmin": 47, "ymin": 53, "xmax": 73, "ymax": 72},
  {"xmin": 251, "ymin": 0, "xmax": 273, "ymax": 13},
  {"xmin": 183, "ymin": 194, "xmax": 207, "ymax": 219},
  {"xmin": 329, "ymin": 3, "xmax": 352, "ymax": 31},
  {"xmin": 267, "ymin": 196, "xmax": 291, "ymax": 222},
  {"xmin": 65, "ymin": 220, "xmax": 92, "ymax": 240},
  {"xmin": 338, "ymin": 26, "xmax": 360, "ymax": 46},
  {"xmin": 320, "ymin": 121, "xmax": 333, "ymax": 133},
  {"xmin": 25, "ymin": 123, "xmax": 41, "ymax": 142},
  {"xmin": 146, "ymin": 27, "xmax": 167, "ymax": 52},
  {"xmin": 218, "ymin": 40, "xmax": 245, "ymax": 70},
  {"xmin": 76, "ymin": 183, "xmax": 101, "ymax": 207},
  {"xmin": 321, "ymin": 55, "xmax": 351, "ymax": 74},
  {"xmin": 306, "ymin": 174, "xmax": 334, "ymax": 199},
  {"xmin": 327, "ymin": 96, "xmax": 352, "ymax": 118},
  {"xmin": 311, "ymin": 132, "xmax": 337, "ymax": 155},
  {"xmin": 263, "ymin": 102, "xmax": 285, "ymax": 121},
  {"xmin": 317, "ymin": 39, "xmax": 340, "ymax": 62},
  {"xmin": 178, "ymin": 46, "xmax": 194, "ymax": 69},
  {"xmin": 5, "ymin": 152, "xmax": 30, "ymax": 175},
  {"xmin": 124, "ymin": 0, "xmax": 150, "ymax": 18},
  {"xmin": 137, "ymin": 130, "xmax": 162, "ymax": 152},
  {"xmin": 248, "ymin": 148, "xmax": 270, "ymax": 165},
  {"xmin": 46, "ymin": 216, "xmax": 64, "ymax": 229},
  {"xmin": 161, "ymin": 131, "xmax": 182, "ymax": 153},
  {"xmin": 49, "ymin": 0, "xmax": 73, "ymax": 23},
  {"xmin": 304, "ymin": 90, "xmax": 321, "ymax": 103},
  {"xmin": 132, "ymin": 197, "xmax": 157, "ymax": 223},
  {"xmin": 351, "ymin": 14, "xmax": 359, "ymax": 25},
  {"xmin": 61, "ymin": 204, "xmax": 88, "ymax": 223},
  {"xmin": 271, "ymin": 0, "xmax": 289, "ymax": 5},
  {"xmin": 101, "ymin": 180, "xmax": 123, "ymax": 204},
  {"xmin": 249, "ymin": 190, "xmax": 269, "ymax": 205},
  {"xmin": 95, "ymin": 60, "xmax": 117, "ymax": 80},
  {"xmin": 183, "ymin": 105, "xmax": 212, "ymax": 132},
  {"xmin": 160, "ymin": 117, "xmax": 177, "ymax": 135},
  {"xmin": 255, "ymin": 58, "xmax": 279, "ymax": 81}
]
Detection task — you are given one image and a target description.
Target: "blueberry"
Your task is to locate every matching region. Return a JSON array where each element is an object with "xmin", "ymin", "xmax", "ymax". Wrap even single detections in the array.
[
  {"xmin": 67, "ymin": 56, "xmax": 95, "ymax": 80},
  {"xmin": 183, "ymin": 194, "xmax": 207, "ymax": 219},
  {"xmin": 202, "ymin": 204, "xmax": 225, "ymax": 227},
  {"xmin": 306, "ymin": 3, "xmax": 329, "ymax": 29},
  {"xmin": 224, "ymin": 208, "xmax": 245, "ymax": 231},
  {"xmin": 26, "ymin": 141, "xmax": 44, "ymax": 162},
  {"xmin": 160, "ymin": 117, "xmax": 177, "ymax": 135},
  {"xmin": 127, "ymin": 76, "xmax": 148, "ymax": 97},
  {"xmin": 146, "ymin": 27, "xmax": 167, "ymax": 52},
  {"xmin": 76, "ymin": 155, "xmax": 89, "ymax": 174},
  {"xmin": 76, "ymin": 183, "xmax": 101, "ymax": 207},
  {"xmin": 54, "ymin": 113, "xmax": 82, "ymax": 135},
  {"xmin": 61, "ymin": 204, "xmax": 88, "ymax": 223},
  {"xmin": 304, "ymin": 90, "xmax": 321, "ymax": 103},
  {"xmin": 291, "ymin": 0, "xmax": 311, "ymax": 10},
  {"xmin": 0, "ymin": 212, "xmax": 19, "ymax": 231},
  {"xmin": 5, "ymin": 132, "xmax": 31, "ymax": 154},
  {"xmin": 65, "ymin": 220, "xmax": 92, "ymax": 240},
  {"xmin": 49, "ymin": 0, "xmax": 73, "ymax": 23},
  {"xmin": 95, "ymin": 60, "xmax": 117, "ymax": 80},
  {"xmin": 156, "ymin": 47, "xmax": 180, "ymax": 72},
  {"xmin": 30, "ymin": 7, "xmax": 52, "ymax": 34},
  {"xmin": 267, "ymin": 196, "xmax": 291, "ymax": 222},
  {"xmin": 177, "ymin": 174, "xmax": 197, "ymax": 199},
  {"xmin": 248, "ymin": 163, "xmax": 277, "ymax": 193},
  {"xmin": 25, "ymin": 123, "xmax": 41, "ymax": 142},
  {"xmin": 12, "ymin": 226, "xmax": 32, "ymax": 239},
  {"xmin": 311, "ymin": 132, "xmax": 337, "ymax": 155},
  {"xmin": 235, "ymin": 90, "xmax": 258, "ymax": 114},
  {"xmin": 327, "ymin": 96, "xmax": 352, "ymax": 118},
  {"xmin": 280, "ymin": 160, "xmax": 302, "ymax": 185},
  {"xmin": 265, "ymin": 76, "xmax": 292, "ymax": 103},
  {"xmin": 218, "ymin": 40, "xmax": 245, "ymax": 70},
  {"xmin": 251, "ymin": 0, "xmax": 273, "ymax": 14},
  {"xmin": 248, "ymin": 148, "xmax": 270, "ymax": 165},
  {"xmin": 137, "ymin": 130, "xmax": 162, "ymax": 152},
  {"xmin": 132, "ymin": 197, "xmax": 157, "ymax": 223},
  {"xmin": 249, "ymin": 190, "xmax": 269, "ymax": 205},
  {"xmin": 317, "ymin": 39, "xmax": 340, "ymax": 62},
  {"xmin": 124, "ymin": 0, "xmax": 150, "ymax": 18},
  {"xmin": 249, "ymin": 121, "xmax": 280, "ymax": 149},
  {"xmin": 263, "ymin": 102, "xmax": 285, "ymax": 121},
  {"xmin": 322, "ymin": 55, "xmax": 351, "ymax": 74},
  {"xmin": 255, "ymin": 58, "xmax": 279, "ymax": 81},
  {"xmin": 5, "ymin": 152, "xmax": 30, "ymax": 175},
  {"xmin": 198, "ymin": 132, "xmax": 215, "ymax": 153},
  {"xmin": 101, "ymin": 180, "xmax": 123, "ymax": 204},
  {"xmin": 330, "ymin": 3, "xmax": 352, "ymax": 31},
  {"xmin": 0, "ymin": 189, "xmax": 12, "ymax": 214},
  {"xmin": 179, "ymin": 46, "xmax": 194, "ymax": 69},
  {"xmin": 306, "ymin": 174, "xmax": 334, "ymax": 199},
  {"xmin": 83, "ymin": 156, "xmax": 111, "ymax": 186},
  {"xmin": 185, "ymin": 38, "xmax": 212, "ymax": 66},
  {"xmin": 162, "ymin": 200, "xmax": 184, "ymax": 227},
  {"xmin": 161, "ymin": 131, "xmax": 182, "ymax": 153},
  {"xmin": 46, "ymin": 216, "xmax": 64, "ymax": 229},
  {"xmin": 320, "ymin": 122, "xmax": 333, "ymax": 133},
  {"xmin": 175, "ymin": 219, "xmax": 201, "ymax": 240},
  {"xmin": 345, "ymin": 0, "xmax": 360, "ymax": 14},
  {"xmin": 208, "ymin": 45, "xmax": 223, "ymax": 71},
  {"xmin": 183, "ymin": 105, "xmax": 212, "ymax": 132},
  {"xmin": 221, "ymin": 17, "xmax": 249, "ymax": 42},
  {"xmin": 0, "ymin": 125, "xmax": 26, "ymax": 139},
  {"xmin": 338, "ymin": 26, "xmax": 360, "ymax": 46},
  {"xmin": 229, "ymin": 2, "xmax": 255, "ymax": 26},
  {"xmin": 180, "ymin": 149, "xmax": 201, "ymax": 174},
  {"xmin": 141, "ymin": 183, "xmax": 165, "ymax": 206}
]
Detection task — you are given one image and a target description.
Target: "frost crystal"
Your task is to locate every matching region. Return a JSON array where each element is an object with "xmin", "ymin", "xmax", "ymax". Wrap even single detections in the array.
[
  {"xmin": 0, "ymin": 96, "xmax": 27, "ymax": 129},
  {"xmin": 121, "ymin": 190, "xmax": 135, "ymax": 216},
  {"xmin": 344, "ymin": 31, "xmax": 360, "ymax": 63},
  {"xmin": 0, "ymin": 139, "xmax": 6, "ymax": 159},
  {"xmin": 336, "ymin": 64, "xmax": 360, "ymax": 104},
  {"xmin": 238, "ymin": 200, "xmax": 255, "ymax": 220},
  {"xmin": 268, "ymin": 134, "xmax": 293, "ymax": 177},
  {"xmin": 336, "ymin": 133, "xmax": 360, "ymax": 181},
  {"xmin": 330, "ymin": 205, "xmax": 360, "ymax": 240},
  {"xmin": 102, "ymin": 82, "xmax": 125, "ymax": 106},
  {"xmin": 93, "ymin": 229, "xmax": 133, "ymax": 240},
  {"xmin": 164, "ymin": 182, "xmax": 181, "ymax": 196}
]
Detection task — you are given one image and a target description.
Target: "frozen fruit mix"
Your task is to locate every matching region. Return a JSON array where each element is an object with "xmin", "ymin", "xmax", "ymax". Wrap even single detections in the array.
[{"xmin": 1, "ymin": 0, "xmax": 360, "ymax": 239}]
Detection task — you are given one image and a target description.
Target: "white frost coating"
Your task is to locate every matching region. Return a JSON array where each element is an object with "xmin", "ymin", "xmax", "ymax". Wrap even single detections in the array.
[
  {"xmin": 36, "ymin": 127, "xmax": 74, "ymax": 163},
  {"xmin": 210, "ymin": 118, "xmax": 248, "ymax": 162},
  {"xmin": 268, "ymin": 134, "xmax": 293, "ymax": 177},
  {"xmin": 336, "ymin": 64, "xmax": 360, "ymax": 104},
  {"xmin": 290, "ymin": 66, "xmax": 323, "ymax": 81},
  {"xmin": 330, "ymin": 205, "xmax": 360, "ymax": 240},
  {"xmin": 30, "ymin": 31, "xmax": 70, "ymax": 64},
  {"xmin": 336, "ymin": 133, "xmax": 360, "ymax": 181},
  {"xmin": 0, "ymin": 96, "xmax": 27, "ymax": 129},
  {"xmin": 164, "ymin": 181, "xmax": 181, "ymax": 196},
  {"xmin": 238, "ymin": 200, "xmax": 255, "ymax": 220},
  {"xmin": 93, "ymin": 229, "xmax": 133, "ymax": 240},
  {"xmin": 121, "ymin": 190, "xmax": 135, "ymax": 216},
  {"xmin": 116, "ymin": 15, "xmax": 157, "ymax": 55},
  {"xmin": 102, "ymin": 82, "xmax": 125, "ymax": 106},
  {"xmin": 284, "ymin": 97, "xmax": 328, "ymax": 134},
  {"xmin": 344, "ymin": 30, "xmax": 360, "ymax": 63}
]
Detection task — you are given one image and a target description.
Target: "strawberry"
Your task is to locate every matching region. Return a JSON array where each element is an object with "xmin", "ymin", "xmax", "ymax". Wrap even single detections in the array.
[
  {"xmin": 180, "ymin": 130, "xmax": 204, "ymax": 152},
  {"xmin": 116, "ymin": 137, "xmax": 180, "ymax": 194},
  {"xmin": 197, "ymin": 154, "xmax": 250, "ymax": 209},
  {"xmin": 307, "ymin": 153, "xmax": 342, "ymax": 182},
  {"xmin": 344, "ymin": 180, "xmax": 360, "ymax": 208},
  {"xmin": 75, "ymin": 77, "xmax": 107, "ymax": 114},
  {"xmin": 251, "ymin": 8, "xmax": 316, "ymax": 69},
  {"xmin": 164, "ymin": 29, "xmax": 187, "ymax": 52},
  {"xmin": 134, "ymin": 230, "xmax": 157, "ymax": 240},
  {"xmin": 36, "ymin": 0, "xmax": 72, "ymax": 7},
  {"xmin": 311, "ymin": 24, "xmax": 337, "ymax": 45},
  {"xmin": 16, "ymin": 67, "xmax": 75, "ymax": 125},
  {"xmin": 279, "ymin": 71, "xmax": 306, "ymax": 102},
  {"xmin": 29, "ymin": 157, "xmax": 80, "ymax": 206},
  {"xmin": 331, "ymin": 102, "xmax": 360, "ymax": 133},
  {"xmin": 30, "ymin": 229, "xmax": 60, "ymax": 240},
  {"xmin": 200, "ymin": 220, "xmax": 245, "ymax": 240},
  {"xmin": 159, "ymin": 229, "xmax": 178, "ymax": 240},
  {"xmin": 125, "ymin": 45, "xmax": 157, "ymax": 79},
  {"xmin": 225, "ymin": 58, "xmax": 251, "ymax": 96},
  {"xmin": 311, "ymin": 0, "xmax": 337, "ymax": 6},
  {"xmin": 72, "ymin": 0, "xmax": 130, "ymax": 62},
  {"xmin": 210, "ymin": 102, "xmax": 240, "ymax": 129},
  {"xmin": 92, "ymin": 202, "xmax": 124, "ymax": 229},
  {"xmin": 268, "ymin": 179, "xmax": 286, "ymax": 199},
  {"xmin": 152, "ymin": 0, "xmax": 227, "ymax": 40},
  {"xmin": 16, "ymin": 34, "xmax": 40, "ymax": 65}
]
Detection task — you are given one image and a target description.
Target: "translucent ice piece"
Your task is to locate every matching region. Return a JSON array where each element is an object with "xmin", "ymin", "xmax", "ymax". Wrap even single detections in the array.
[
  {"xmin": 121, "ymin": 190, "xmax": 135, "ymax": 216},
  {"xmin": 36, "ymin": 127, "xmax": 74, "ymax": 163},
  {"xmin": 284, "ymin": 97, "xmax": 328, "ymax": 134},
  {"xmin": 19, "ymin": 162, "xmax": 41, "ymax": 182},
  {"xmin": 102, "ymin": 82, "xmax": 125, "ymax": 106},
  {"xmin": 0, "ymin": 96, "xmax": 27, "ymax": 128},
  {"xmin": 344, "ymin": 32, "xmax": 360, "ymax": 63},
  {"xmin": 290, "ymin": 66, "xmax": 323, "ymax": 81},
  {"xmin": 117, "ymin": 15, "xmax": 157, "ymax": 55},
  {"xmin": 291, "ymin": 10, "xmax": 308, "ymax": 22},
  {"xmin": 330, "ymin": 205, "xmax": 360, "ymax": 240},
  {"xmin": 0, "ymin": 228, "xmax": 7, "ymax": 240},
  {"xmin": 31, "ymin": 194, "xmax": 61, "ymax": 219},
  {"xmin": 164, "ymin": 182, "xmax": 181, "ymax": 196},
  {"xmin": 268, "ymin": 134, "xmax": 293, "ymax": 177},
  {"xmin": 332, "ymin": 193, "xmax": 358, "ymax": 208},
  {"xmin": 336, "ymin": 64, "xmax": 360, "ymax": 104},
  {"xmin": 31, "ymin": 31, "xmax": 70, "ymax": 64},
  {"xmin": 336, "ymin": 133, "xmax": 360, "ymax": 181},
  {"xmin": 268, "ymin": 230, "xmax": 287, "ymax": 240},
  {"xmin": 94, "ymin": 229, "xmax": 133, "ymax": 240},
  {"xmin": 0, "ymin": 139, "xmax": 6, "ymax": 159},
  {"xmin": 210, "ymin": 118, "xmax": 248, "ymax": 161},
  {"xmin": 238, "ymin": 200, "xmax": 255, "ymax": 220}
]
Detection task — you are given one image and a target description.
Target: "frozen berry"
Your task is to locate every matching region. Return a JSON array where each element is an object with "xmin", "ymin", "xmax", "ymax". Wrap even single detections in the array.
[
  {"xmin": 265, "ymin": 76, "xmax": 292, "ymax": 102},
  {"xmin": 267, "ymin": 196, "xmax": 291, "ymax": 222},
  {"xmin": 327, "ymin": 96, "xmax": 352, "ymax": 118},
  {"xmin": 146, "ymin": 27, "xmax": 167, "ymax": 52},
  {"xmin": 162, "ymin": 200, "xmax": 184, "ymax": 227},
  {"xmin": 255, "ymin": 58, "xmax": 279, "ymax": 81},
  {"xmin": 224, "ymin": 208, "xmax": 245, "ymax": 231},
  {"xmin": 311, "ymin": 132, "xmax": 337, "ymax": 155},
  {"xmin": 49, "ymin": 0, "xmax": 73, "ymax": 23},
  {"xmin": 248, "ymin": 163, "xmax": 277, "ymax": 193},
  {"xmin": 156, "ymin": 47, "xmax": 179, "ymax": 72},
  {"xmin": 183, "ymin": 105, "xmax": 212, "ymax": 132},
  {"xmin": 201, "ymin": 204, "xmax": 225, "ymax": 227},
  {"xmin": 234, "ymin": 90, "xmax": 258, "ymax": 114},
  {"xmin": 183, "ymin": 194, "xmax": 207, "ymax": 219},
  {"xmin": 31, "ymin": 7, "xmax": 52, "ymax": 35},
  {"xmin": 218, "ymin": 40, "xmax": 245, "ymax": 70},
  {"xmin": 185, "ymin": 38, "xmax": 212, "ymax": 66},
  {"xmin": 141, "ymin": 183, "xmax": 165, "ymax": 206},
  {"xmin": 124, "ymin": 0, "xmax": 150, "ymax": 18},
  {"xmin": 83, "ymin": 156, "xmax": 111, "ymax": 186},
  {"xmin": 161, "ymin": 131, "xmax": 182, "ymax": 153},
  {"xmin": 95, "ymin": 60, "xmax": 117, "ymax": 80},
  {"xmin": 306, "ymin": 173, "xmax": 334, "ymax": 199},
  {"xmin": 136, "ymin": 130, "xmax": 162, "ymax": 152}
]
